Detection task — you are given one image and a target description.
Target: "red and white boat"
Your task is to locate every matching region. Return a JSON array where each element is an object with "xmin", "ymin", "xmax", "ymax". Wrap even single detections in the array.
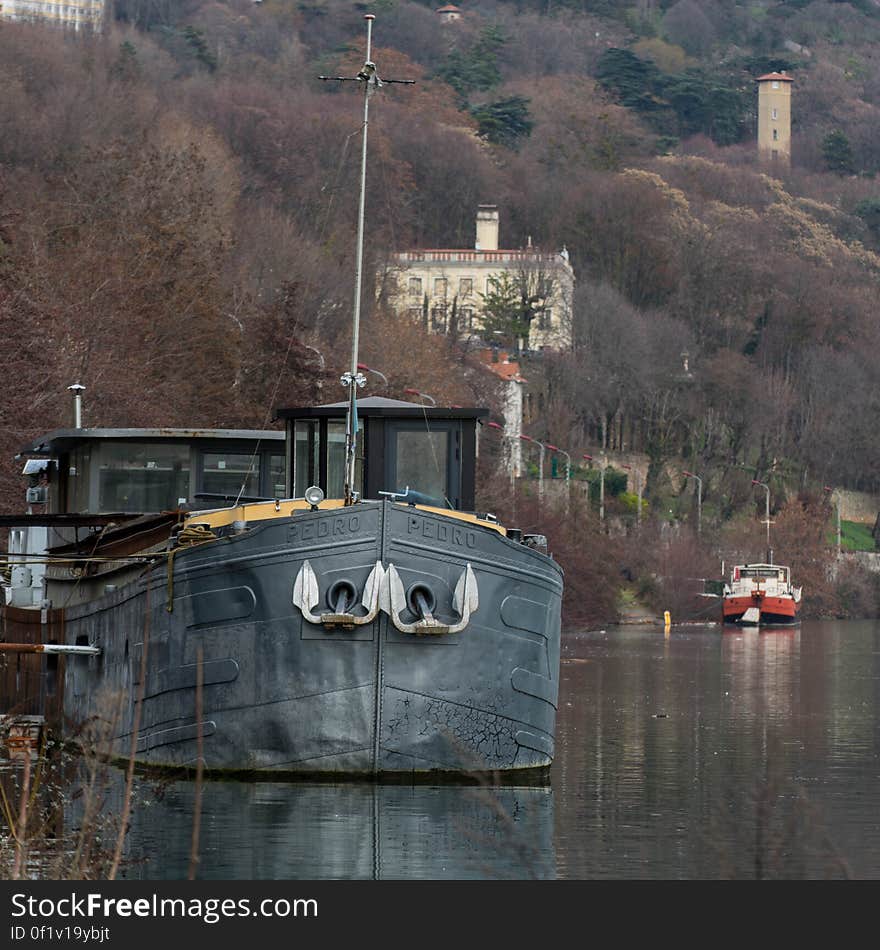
[{"xmin": 721, "ymin": 562, "xmax": 801, "ymax": 626}]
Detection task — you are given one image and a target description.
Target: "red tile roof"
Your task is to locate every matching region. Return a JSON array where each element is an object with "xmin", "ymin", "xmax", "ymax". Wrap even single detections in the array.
[
  {"xmin": 756, "ymin": 71, "xmax": 794, "ymax": 82},
  {"xmin": 474, "ymin": 348, "xmax": 527, "ymax": 383}
]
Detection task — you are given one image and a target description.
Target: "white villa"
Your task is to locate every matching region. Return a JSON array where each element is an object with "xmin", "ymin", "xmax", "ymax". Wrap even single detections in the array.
[
  {"xmin": 0, "ymin": 0, "xmax": 104, "ymax": 29},
  {"xmin": 386, "ymin": 206, "xmax": 574, "ymax": 351}
]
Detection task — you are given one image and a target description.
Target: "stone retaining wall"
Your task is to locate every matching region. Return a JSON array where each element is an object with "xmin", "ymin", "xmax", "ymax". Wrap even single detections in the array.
[{"xmin": 835, "ymin": 490, "xmax": 879, "ymax": 524}]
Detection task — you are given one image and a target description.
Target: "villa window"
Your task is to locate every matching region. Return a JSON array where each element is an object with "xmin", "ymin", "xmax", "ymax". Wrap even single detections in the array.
[
  {"xmin": 459, "ymin": 277, "xmax": 473, "ymax": 297},
  {"xmin": 771, "ymin": 108, "xmax": 778, "ymax": 120},
  {"xmin": 434, "ymin": 277, "xmax": 447, "ymax": 297},
  {"xmin": 408, "ymin": 277, "xmax": 422, "ymax": 297}
]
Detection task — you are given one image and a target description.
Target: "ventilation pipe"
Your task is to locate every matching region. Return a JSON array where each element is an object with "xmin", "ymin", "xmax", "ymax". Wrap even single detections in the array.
[{"xmin": 68, "ymin": 383, "xmax": 85, "ymax": 429}]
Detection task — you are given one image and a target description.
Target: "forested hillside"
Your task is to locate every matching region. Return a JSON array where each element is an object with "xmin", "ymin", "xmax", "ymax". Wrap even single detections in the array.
[{"xmin": 2, "ymin": 0, "xmax": 879, "ymax": 620}]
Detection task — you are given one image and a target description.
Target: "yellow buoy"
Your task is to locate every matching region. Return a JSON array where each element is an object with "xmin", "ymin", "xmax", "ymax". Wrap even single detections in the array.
[{"xmin": 664, "ymin": 610, "xmax": 671, "ymax": 633}]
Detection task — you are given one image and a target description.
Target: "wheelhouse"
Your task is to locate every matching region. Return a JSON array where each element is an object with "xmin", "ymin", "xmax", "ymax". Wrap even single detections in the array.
[
  {"xmin": 732, "ymin": 564, "xmax": 790, "ymax": 584},
  {"xmin": 276, "ymin": 397, "xmax": 487, "ymax": 512}
]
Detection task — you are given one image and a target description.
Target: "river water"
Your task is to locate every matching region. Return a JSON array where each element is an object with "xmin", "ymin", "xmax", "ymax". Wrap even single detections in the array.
[{"xmin": 107, "ymin": 619, "xmax": 880, "ymax": 880}]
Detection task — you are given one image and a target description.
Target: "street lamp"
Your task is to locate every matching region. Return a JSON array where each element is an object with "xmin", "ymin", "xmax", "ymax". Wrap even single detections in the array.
[
  {"xmin": 545, "ymin": 443, "xmax": 572, "ymax": 513},
  {"xmin": 682, "ymin": 470, "xmax": 702, "ymax": 535},
  {"xmin": 823, "ymin": 485, "xmax": 841, "ymax": 558},
  {"xmin": 357, "ymin": 362, "xmax": 387, "ymax": 386},
  {"xmin": 302, "ymin": 345, "xmax": 326, "ymax": 392},
  {"xmin": 544, "ymin": 444, "xmax": 571, "ymax": 485},
  {"xmin": 404, "ymin": 387, "xmax": 436, "ymax": 406},
  {"xmin": 583, "ymin": 454, "xmax": 605, "ymax": 522},
  {"xmin": 622, "ymin": 464, "xmax": 643, "ymax": 528},
  {"xmin": 520, "ymin": 434, "xmax": 546, "ymax": 496},
  {"xmin": 302, "ymin": 344, "xmax": 325, "ymax": 369},
  {"xmin": 752, "ymin": 479, "xmax": 771, "ymax": 558}
]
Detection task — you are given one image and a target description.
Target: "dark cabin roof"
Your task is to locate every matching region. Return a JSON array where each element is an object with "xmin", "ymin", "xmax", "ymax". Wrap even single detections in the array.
[
  {"xmin": 19, "ymin": 428, "xmax": 284, "ymax": 456},
  {"xmin": 276, "ymin": 397, "xmax": 487, "ymax": 421}
]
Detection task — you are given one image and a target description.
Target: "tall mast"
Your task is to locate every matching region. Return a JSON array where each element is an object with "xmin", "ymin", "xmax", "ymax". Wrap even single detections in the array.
[
  {"xmin": 344, "ymin": 14, "xmax": 374, "ymax": 504},
  {"xmin": 320, "ymin": 15, "xmax": 413, "ymax": 504}
]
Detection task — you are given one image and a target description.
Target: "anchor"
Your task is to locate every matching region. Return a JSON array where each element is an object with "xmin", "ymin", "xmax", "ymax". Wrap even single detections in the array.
[
  {"xmin": 381, "ymin": 563, "xmax": 478, "ymax": 635},
  {"xmin": 293, "ymin": 560, "xmax": 385, "ymax": 629}
]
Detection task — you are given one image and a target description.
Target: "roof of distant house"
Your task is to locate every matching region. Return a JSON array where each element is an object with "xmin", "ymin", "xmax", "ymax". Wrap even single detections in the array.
[
  {"xmin": 474, "ymin": 348, "xmax": 527, "ymax": 384},
  {"xmin": 756, "ymin": 71, "xmax": 794, "ymax": 82},
  {"xmin": 437, "ymin": 5, "xmax": 462, "ymax": 12}
]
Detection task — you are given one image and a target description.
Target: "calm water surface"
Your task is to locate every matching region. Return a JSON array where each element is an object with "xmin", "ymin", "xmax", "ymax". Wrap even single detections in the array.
[{"xmin": 120, "ymin": 619, "xmax": 880, "ymax": 879}]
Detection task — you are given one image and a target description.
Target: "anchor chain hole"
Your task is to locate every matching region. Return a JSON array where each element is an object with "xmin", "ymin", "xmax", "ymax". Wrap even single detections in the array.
[
  {"xmin": 406, "ymin": 583, "xmax": 437, "ymax": 619},
  {"xmin": 326, "ymin": 579, "xmax": 358, "ymax": 614}
]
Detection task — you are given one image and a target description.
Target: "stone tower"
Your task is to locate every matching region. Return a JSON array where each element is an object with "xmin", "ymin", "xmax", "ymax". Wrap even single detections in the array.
[{"xmin": 757, "ymin": 71, "xmax": 793, "ymax": 165}]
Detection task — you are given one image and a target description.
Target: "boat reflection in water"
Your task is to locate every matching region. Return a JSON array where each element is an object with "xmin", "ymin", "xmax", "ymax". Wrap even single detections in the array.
[{"xmin": 119, "ymin": 781, "xmax": 555, "ymax": 880}]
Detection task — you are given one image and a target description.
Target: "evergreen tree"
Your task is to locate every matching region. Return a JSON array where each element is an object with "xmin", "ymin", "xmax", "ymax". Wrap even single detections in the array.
[
  {"xmin": 823, "ymin": 130, "xmax": 855, "ymax": 175},
  {"xmin": 479, "ymin": 269, "xmax": 553, "ymax": 345},
  {"xmin": 471, "ymin": 97, "xmax": 534, "ymax": 149},
  {"xmin": 435, "ymin": 25, "xmax": 505, "ymax": 101}
]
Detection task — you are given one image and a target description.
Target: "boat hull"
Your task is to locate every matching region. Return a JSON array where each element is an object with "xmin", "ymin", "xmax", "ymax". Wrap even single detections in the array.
[
  {"xmin": 52, "ymin": 500, "xmax": 563, "ymax": 779},
  {"xmin": 721, "ymin": 594, "xmax": 800, "ymax": 626}
]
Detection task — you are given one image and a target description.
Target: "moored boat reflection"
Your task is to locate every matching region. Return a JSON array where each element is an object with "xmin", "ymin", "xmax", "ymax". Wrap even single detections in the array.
[{"xmin": 119, "ymin": 781, "xmax": 556, "ymax": 880}]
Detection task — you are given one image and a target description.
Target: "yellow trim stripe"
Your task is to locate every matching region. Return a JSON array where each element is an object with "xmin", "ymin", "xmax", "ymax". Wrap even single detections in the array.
[{"xmin": 184, "ymin": 499, "xmax": 507, "ymax": 535}]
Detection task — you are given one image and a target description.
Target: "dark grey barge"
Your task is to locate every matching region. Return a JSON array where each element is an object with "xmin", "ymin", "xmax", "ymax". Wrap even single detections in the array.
[
  {"xmin": 1, "ymin": 399, "xmax": 563, "ymax": 780},
  {"xmin": 2, "ymin": 17, "xmax": 562, "ymax": 780}
]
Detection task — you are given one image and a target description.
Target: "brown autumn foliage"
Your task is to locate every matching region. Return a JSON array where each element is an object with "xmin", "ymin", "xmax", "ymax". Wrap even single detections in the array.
[
  {"xmin": 474, "ymin": 486, "xmax": 622, "ymax": 630},
  {"xmin": 1, "ymin": 4, "xmax": 880, "ymax": 622},
  {"xmin": 620, "ymin": 525, "xmax": 721, "ymax": 621}
]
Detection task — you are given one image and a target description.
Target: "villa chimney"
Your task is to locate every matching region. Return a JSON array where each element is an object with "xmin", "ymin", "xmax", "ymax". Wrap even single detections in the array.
[{"xmin": 476, "ymin": 205, "xmax": 499, "ymax": 251}]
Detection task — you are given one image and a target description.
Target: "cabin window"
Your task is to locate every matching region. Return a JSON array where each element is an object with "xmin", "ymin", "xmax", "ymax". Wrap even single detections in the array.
[
  {"xmin": 293, "ymin": 421, "xmax": 319, "ymax": 497},
  {"xmin": 68, "ymin": 443, "xmax": 91, "ymax": 512},
  {"xmin": 395, "ymin": 430, "xmax": 448, "ymax": 502},
  {"xmin": 326, "ymin": 421, "xmax": 347, "ymax": 499},
  {"xmin": 97, "ymin": 443, "xmax": 190, "ymax": 513},
  {"xmin": 321, "ymin": 419, "xmax": 362, "ymax": 498},
  {"xmin": 201, "ymin": 452, "xmax": 261, "ymax": 499},
  {"xmin": 385, "ymin": 423, "xmax": 458, "ymax": 507},
  {"xmin": 268, "ymin": 454, "xmax": 286, "ymax": 499}
]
